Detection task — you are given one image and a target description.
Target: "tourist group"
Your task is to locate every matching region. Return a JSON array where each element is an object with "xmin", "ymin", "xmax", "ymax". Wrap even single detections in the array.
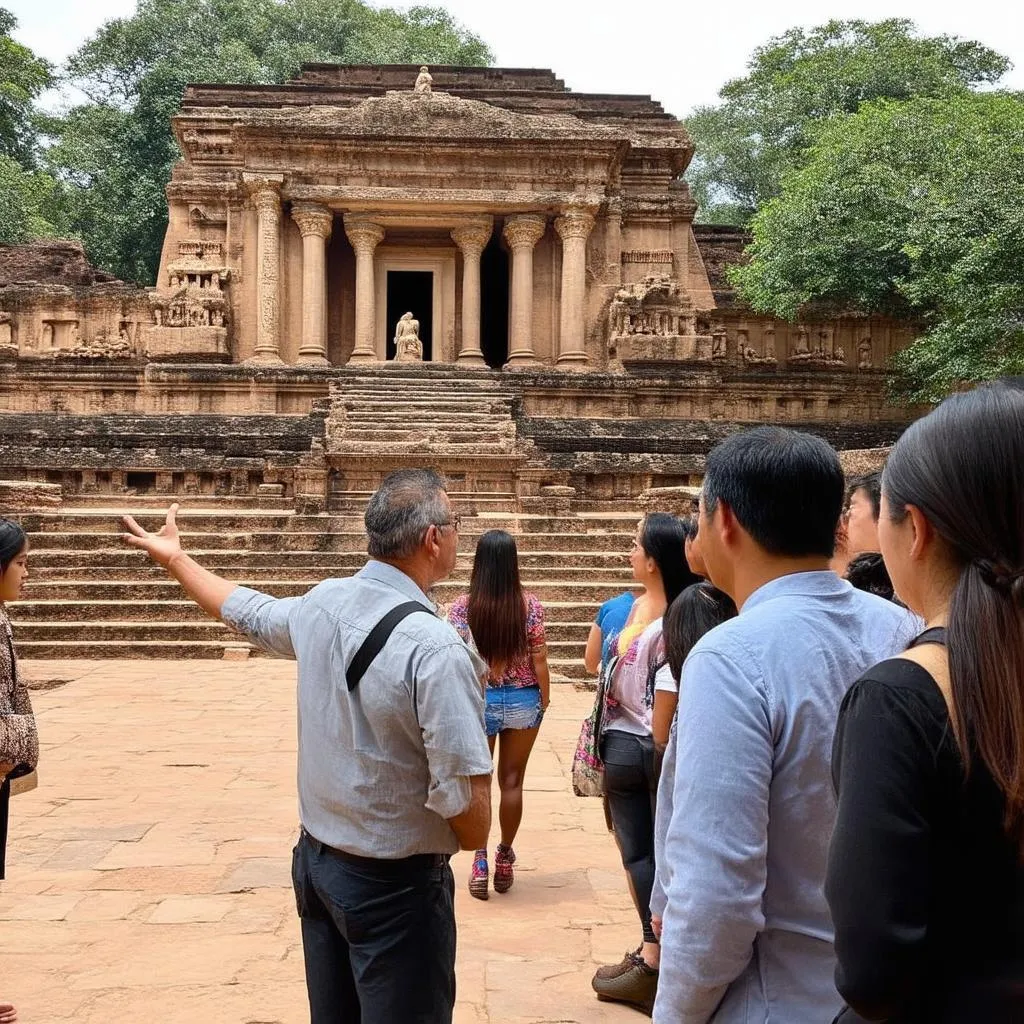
[{"xmin": 2, "ymin": 381, "xmax": 1024, "ymax": 1023}]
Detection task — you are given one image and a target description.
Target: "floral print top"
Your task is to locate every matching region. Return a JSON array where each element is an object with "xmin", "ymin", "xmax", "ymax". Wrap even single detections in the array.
[
  {"xmin": 602, "ymin": 617, "xmax": 664, "ymax": 736},
  {"xmin": 447, "ymin": 592, "xmax": 546, "ymax": 689},
  {"xmin": 1, "ymin": 604, "xmax": 39, "ymax": 770}
]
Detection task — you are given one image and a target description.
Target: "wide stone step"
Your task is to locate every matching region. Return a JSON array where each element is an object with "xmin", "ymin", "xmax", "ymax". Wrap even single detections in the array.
[
  {"xmin": 28, "ymin": 563, "xmax": 633, "ymax": 584},
  {"xmin": 17, "ymin": 578, "xmax": 626, "ymax": 603},
  {"xmin": 24, "ymin": 511, "xmax": 298, "ymax": 533},
  {"xmin": 26, "ymin": 548, "xmax": 635, "ymax": 572},
  {"xmin": 25, "ymin": 529, "xmax": 634, "ymax": 553},
  {"xmin": 11, "ymin": 598, "xmax": 608, "ymax": 624}
]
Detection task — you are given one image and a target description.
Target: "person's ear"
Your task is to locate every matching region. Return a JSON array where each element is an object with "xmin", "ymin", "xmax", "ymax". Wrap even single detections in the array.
[
  {"xmin": 716, "ymin": 499, "xmax": 740, "ymax": 548},
  {"xmin": 905, "ymin": 504, "xmax": 933, "ymax": 563}
]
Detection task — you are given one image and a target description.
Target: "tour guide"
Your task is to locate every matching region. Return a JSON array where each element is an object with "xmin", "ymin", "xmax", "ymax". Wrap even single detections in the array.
[{"xmin": 123, "ymin": 469, "xmax": 494, "ymax": 1024}]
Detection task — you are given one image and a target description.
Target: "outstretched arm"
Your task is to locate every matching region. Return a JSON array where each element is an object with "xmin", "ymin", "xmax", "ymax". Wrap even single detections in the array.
[{"xmin": 122, "ymin": 503, "xmax": 237, "ymax": 621}]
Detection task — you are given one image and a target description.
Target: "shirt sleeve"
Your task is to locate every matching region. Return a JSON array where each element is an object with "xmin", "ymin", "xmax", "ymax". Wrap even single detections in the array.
[
  {"xmin": 526, "ymin": 595, "xmax": 546, "ymax": 650},
  {"xmin": 0, "ymin": 678, "xmax": 38, "ymax": 768},
  {"xmin": 654, "ymin": 648, "xmax": 773, "ymax": 1024},
  {"xmin": 415, "ymin": 643, "xmax": 493, "ymax": 821},
  {"xmin": 221, "ymin": 585, "xmax": 301, "ymax": 659},
  {"xmin": 651, "ymin": 716, "xmax": 679, "ymax": 920},
  {"xmin": 654, "ymin": 662, "xmax": 678, "ymax": 693},
  {"xmin": 826, "ymin": 677, "xmax": 936, "ymax": 1020}
]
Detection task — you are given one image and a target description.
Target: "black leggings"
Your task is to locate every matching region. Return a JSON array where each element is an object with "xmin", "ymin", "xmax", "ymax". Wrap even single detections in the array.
[
  {"xmin": 601, "ymin": 729, "xmax": 659, "ymax": 944},
  {"xmin": 0, "ymin": 776, "xmax": 10, "ymax": 881}
]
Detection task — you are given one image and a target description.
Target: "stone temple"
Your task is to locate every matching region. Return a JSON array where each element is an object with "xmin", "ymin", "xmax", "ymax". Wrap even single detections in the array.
[{"xmin": 0, "ymin": 65, "xmax": 916, "ymax": 672}]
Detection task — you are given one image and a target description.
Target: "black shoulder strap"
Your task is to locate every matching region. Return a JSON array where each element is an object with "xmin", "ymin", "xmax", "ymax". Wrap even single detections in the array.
[
  {"xmin": 910, "ymin": 626, "xmax": 948, "ymax": 648},
  {"xmin": 346, "ymin": 601, "xmax": 431, "ymax": 692}
]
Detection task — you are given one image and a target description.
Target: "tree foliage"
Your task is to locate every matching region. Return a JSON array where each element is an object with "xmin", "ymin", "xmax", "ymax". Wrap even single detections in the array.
[
  {"xmin": 732, "ymin": 91, "xmax": 1024, "ymax": 401},
  {"xmin": 0, "ymin": 6, "xmax": 53, "ymax": 168},
  {"xmin": 49, "ymin": 0, "xmax": 492, "ymax": 283},
  {"xmin": 686, "ymin": 19, "xmax": 1010, "ymax": 224}
]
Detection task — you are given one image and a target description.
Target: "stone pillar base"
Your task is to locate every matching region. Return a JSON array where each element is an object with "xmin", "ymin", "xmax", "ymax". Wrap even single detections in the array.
[
  {"xmin": 456, "ymin": 350, "xmax": 487, "ymax": 367},
  {"xmin": 297, "ymin": 354, "xmax": 330, "ymax": 366}
]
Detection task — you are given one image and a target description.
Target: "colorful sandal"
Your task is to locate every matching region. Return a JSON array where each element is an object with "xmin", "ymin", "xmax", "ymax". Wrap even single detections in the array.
[
  {"xmin": 493, "ymin": 843, "xmax": 516, "ymax": 894},
  {"xmin": 469, "ymin": 850, "xmax": 489, "ymax": 900}
]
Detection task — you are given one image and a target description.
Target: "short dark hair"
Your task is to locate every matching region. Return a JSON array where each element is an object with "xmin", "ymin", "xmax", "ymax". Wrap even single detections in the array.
[
  {"xmin": 847, "ymin": 472, "xmax": 882, "ymax": 521},
  {"xmin": 701, "ymin": 427, "xmax": 845, "ymax": 558},
  {"xmin": 0, "ymin": 518, "xmax": 27, "ymax": 574}
]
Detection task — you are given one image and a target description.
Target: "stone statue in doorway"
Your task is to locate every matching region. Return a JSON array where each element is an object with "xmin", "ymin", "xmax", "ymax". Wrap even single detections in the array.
[
  {"xmin": 414, "ymin": 67, "xmax": 433, "ymax": 95},
  {"xmin": 394, "ymin": 311, "xmax": 423, "ymax": 362}
]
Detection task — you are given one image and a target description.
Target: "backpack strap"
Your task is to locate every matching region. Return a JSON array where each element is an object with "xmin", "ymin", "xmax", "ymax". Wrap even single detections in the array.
[{"xmin": 346, "ymin": 601, "xmax": 432, "ymax": 692}]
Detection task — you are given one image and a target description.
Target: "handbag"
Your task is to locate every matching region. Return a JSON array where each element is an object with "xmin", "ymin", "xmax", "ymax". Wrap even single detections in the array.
[{"xmin": 571, "ymin": 653, "xmax": 618, "ymax": 797}]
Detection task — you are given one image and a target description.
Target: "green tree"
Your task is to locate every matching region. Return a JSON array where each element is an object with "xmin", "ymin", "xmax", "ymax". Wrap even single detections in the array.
[
  {"xmin": 50, "ymin": 0, "xmax": 492, "ymax": 283},
  {"xmin": 0, "ymin": 6, "xmax": 53, "ymax": 167},
  {"xmin": 0, "ymin": 8, "xmax": 65, "ymax": 243},
  {"xmin": 686, "ymin": 19, "xmax": 1009, "ymax": 224},
  {"xmin": 731, "ymin": 91, "xmax": 1024, "ymax": 401}
]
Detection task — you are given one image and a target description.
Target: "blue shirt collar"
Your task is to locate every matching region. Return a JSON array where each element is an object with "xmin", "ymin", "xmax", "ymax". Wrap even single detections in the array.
[
  {"xmin": 359, "ymin": 560, "xmax": 436, "ymax": 610},
  {"xmin": 742, "ymin": 570, "xmax": 849, "ymax": 613}
]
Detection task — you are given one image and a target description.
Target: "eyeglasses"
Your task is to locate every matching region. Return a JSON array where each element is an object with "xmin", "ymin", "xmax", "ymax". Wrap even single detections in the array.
[{"xmin": 434, "ymin": 512, "xmax": 462, "ymax": 532}]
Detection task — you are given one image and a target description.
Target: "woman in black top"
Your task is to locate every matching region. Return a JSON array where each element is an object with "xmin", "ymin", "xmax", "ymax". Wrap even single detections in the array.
[{"xmin": 826, "ymin": 384, "xmax": 1024, "ymax": 1022}]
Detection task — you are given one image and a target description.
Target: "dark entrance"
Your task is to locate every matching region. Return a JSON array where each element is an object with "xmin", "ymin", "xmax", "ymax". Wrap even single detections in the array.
[
  {"xmin": 386, "ymin": 271, "xmax": 433, "ymax": 361},
  {"xmin": 480, "ymin": 235, "xmax": 509, "ymax": 368}
]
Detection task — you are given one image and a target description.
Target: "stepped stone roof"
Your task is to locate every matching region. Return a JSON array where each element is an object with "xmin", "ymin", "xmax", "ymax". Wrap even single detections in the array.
[
  {"xmin": 691, "ymin": 225, "xmax": 751, "ymax": 307},
  {"xmin": 0, "ymin": 241, "xmax": 121, "ymax": 290}
]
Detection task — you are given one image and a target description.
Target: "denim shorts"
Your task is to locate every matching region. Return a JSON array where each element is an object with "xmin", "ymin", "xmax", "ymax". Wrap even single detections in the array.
[{"xmin": 484, "ymin": 685, "xmax": 544, "ymax": 737}]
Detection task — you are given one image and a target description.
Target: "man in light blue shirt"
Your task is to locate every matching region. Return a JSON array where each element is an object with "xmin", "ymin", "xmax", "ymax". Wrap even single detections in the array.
[{"xmin": 654, "ymin": 427, "xmax": 915, "ymax": 1024}]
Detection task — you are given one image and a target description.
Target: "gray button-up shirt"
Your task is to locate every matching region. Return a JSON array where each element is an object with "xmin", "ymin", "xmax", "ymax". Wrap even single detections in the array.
[
  {"xmin": 653, "ymin": 571, "xmax": 918, "ymax": 1024},
  {"xmin": 221, "ymin": 560, "xmax": 494, "ymax": 858}
]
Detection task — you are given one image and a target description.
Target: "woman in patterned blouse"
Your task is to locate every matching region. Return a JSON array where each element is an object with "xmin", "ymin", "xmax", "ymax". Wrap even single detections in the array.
[
  {"xmin": 1, "ymin": 518, "xmax": 38, "ymax": 887},
  {"xmin": 447, "ymin": 529, "xmax": 550, "ymax": 900}
]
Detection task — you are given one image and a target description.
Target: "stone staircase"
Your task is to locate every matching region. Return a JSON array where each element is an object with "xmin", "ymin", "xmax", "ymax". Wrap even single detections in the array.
[
  {"xmin": 12, "ymin": 498, "xmax": 638, "ymax": 681},
  {"xmin": 324, "ymin": 366, "xmax": 528, "ymax": 461}
]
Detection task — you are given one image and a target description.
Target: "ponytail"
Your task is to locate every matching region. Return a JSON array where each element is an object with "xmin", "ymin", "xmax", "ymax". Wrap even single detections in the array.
[{"xmin": 883, "ymin": 386, "xmax": 1024, "ymax": 847}]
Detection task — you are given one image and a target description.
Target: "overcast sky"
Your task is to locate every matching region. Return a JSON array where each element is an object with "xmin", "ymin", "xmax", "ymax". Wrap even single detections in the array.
[{"xmin": 8, "ymin": 0, "xmax": 1023, "ymax": 116}]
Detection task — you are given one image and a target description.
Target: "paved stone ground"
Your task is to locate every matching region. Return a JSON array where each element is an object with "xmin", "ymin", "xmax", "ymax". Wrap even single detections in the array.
[{"xmin": 1, "ymin": 661, "xmax": 643, "ymax": 1023}]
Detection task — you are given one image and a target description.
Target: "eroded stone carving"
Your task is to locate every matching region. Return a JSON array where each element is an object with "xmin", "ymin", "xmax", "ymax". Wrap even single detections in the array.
[
  {"xmin": 607, "ymin": 275, "xmax": 707, "ymax": 362},
  {"xmin": 414, "ymin": 66, "xmax": 433, "ymax": 95},
  {"xmin": 789, "ymin": 323, "xmax": 847, "ymax": 368},
  {"xmin": 858, "ymin": 336, "xmax": 874, "ymax": 369},
  {"xmin": 393, "ymin": 312, "xmax": 423, "ymax": 362}
]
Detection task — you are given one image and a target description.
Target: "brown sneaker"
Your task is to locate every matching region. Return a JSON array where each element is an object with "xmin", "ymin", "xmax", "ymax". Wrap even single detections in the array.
[
  {"xmin": 592, "ymin": 958, "xmax": 658, "ymax": 1016},
  {"xmin": 593, "ymin": 946, "xmax": 643, "ymax": 980}
]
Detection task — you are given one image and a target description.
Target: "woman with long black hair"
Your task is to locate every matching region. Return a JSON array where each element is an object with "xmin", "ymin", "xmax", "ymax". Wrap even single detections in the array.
[
  {"xmin": 826, "ymin": 384, "xmax": 1024, "ymax": 1021},
  {"xmin": 591, "ymin": 512, "xmax": 695, "ymax": 1013},
  {"xmin": 1, "ymin": 517, "xmax": 37, "ymax": 891},
  {"xmin": 447, "ymin": 529, "xmax": 550, "ymax": 901}
]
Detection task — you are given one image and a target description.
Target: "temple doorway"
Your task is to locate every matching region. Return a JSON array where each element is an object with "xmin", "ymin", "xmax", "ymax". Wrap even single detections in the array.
[
  {"xmin": 386, "ymin": 270, "xmax": 433, "ymax": 361},
  {"xmin": 480, "ymin": 236, "xmax": 509, "ymax": 368}
]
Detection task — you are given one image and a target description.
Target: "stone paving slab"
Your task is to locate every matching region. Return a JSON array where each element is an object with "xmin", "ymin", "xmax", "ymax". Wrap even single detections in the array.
[{"xmin": 2, "ymin": 661, "xmax": 641, "ymax": 1023}]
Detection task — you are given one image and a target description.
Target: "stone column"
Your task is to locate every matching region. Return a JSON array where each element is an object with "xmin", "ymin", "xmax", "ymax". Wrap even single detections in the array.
[
  {"xmin": 344, "ymin": 215, "xmax": 386, "ymax": 363},
  {"xmin": 451, "ymin": 217, "xmax": 493, "ymax": 366},
  {"xmin": 292, "ymin": 202, "xmax": 333, "ymax": 365},
  {"xmin": 555, "ymin": 206, "xmax": 596, "ymax": 368},
  {"xmin": 247, "ymin": 179, "xmax": 284, "ymax": 363},
  {"xmin": 502, "ymin": 214, "xmax": 546, "ymax": 366}
]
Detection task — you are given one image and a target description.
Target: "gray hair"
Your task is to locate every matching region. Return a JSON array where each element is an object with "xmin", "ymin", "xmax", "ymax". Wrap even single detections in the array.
[{"xmin": 365, "ymin": 469, "xmax": 449, "ymax": 560}]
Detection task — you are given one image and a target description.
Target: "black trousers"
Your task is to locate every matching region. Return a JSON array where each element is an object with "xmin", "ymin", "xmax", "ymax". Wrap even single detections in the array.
[
  {"xmin": 601, "ymin": 729, "xmax": 659, "ymax": 944},
  {"xmin": 0, "ymin": 776, "xmax": 9, "ymax": 881},
  {"xmin": 292, "ymin": 830, "xmax": 457, "ymax": 1024}
]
